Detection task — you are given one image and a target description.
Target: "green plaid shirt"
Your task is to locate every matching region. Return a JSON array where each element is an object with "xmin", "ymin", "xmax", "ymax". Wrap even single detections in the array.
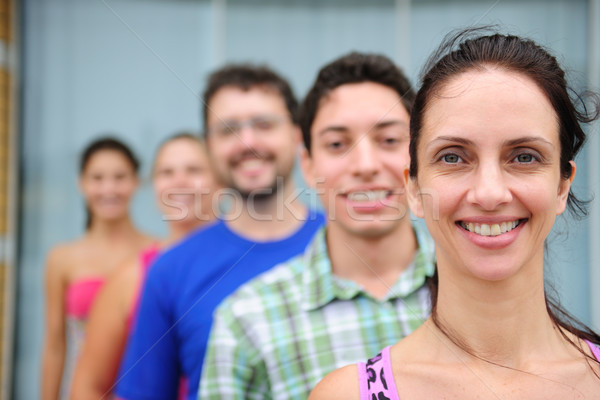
[{"xmin": 199, "ymin": 223, "xmax": 435, "ymax": 400}]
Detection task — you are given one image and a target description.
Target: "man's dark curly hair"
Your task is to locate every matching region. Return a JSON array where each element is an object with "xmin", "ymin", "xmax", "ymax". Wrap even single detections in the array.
[
  {"xmin": 202, "ymin": 64, "xmax": 298, "ymax": 135},
  {"xmin": 299, "ymin": 52, "xmax": 415, "ymax": 154}
]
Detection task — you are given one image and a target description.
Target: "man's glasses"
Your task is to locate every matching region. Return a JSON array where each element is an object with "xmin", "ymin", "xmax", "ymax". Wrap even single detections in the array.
[{"xmin": 206, "ymin": 115, "xmax": 287, "ymax": 138}]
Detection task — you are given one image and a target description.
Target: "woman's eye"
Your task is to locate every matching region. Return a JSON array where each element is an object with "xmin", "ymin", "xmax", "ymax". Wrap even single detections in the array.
[
  {"xmin": 442, "ymin": 154, "xmax": 461, "ymax": 163},
  {"xmin": 515, "ymin": 153, "xmax": 535, "ymax": 163}
]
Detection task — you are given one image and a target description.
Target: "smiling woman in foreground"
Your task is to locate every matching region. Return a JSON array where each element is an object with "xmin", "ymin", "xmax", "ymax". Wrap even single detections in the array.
[{"xmin": 309, "ymin": 29, "xmax": 600, "ymax": 399}]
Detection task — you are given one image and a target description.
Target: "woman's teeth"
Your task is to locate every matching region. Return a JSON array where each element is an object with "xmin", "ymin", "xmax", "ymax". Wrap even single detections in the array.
[
  {"xmin": 460, "ymin": 220, "xmax": 520, "ymax": 236},
  {"xmin": 347, "ymin": 190, "xmax": 390, "ymax": 202}
]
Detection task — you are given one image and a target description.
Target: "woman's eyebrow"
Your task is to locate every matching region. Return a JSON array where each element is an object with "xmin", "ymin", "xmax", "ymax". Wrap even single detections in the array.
[
  {"xmin": 503, "ymin": 136, "xmax": 555, "ymax": 149},
  {"xmin": 426, "ymin": 136, "xmax": 474, "ymax": 150}
]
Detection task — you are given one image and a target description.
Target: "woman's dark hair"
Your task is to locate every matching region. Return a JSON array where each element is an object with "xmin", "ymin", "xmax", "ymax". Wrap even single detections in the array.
[
  {"xmin": 80, "ymin": 136, "xmax": 140, "ymax": 229},
  {"xmin": 299, "ymin": 52, "xmax": 415, "ymax": 154},
  {"xmin": 411, "ymin": 28, "xmax": 600, "ymax": 367},
  {"xmin": 410, "ymin": 27, "xmax": 598, "ymax": 217}
]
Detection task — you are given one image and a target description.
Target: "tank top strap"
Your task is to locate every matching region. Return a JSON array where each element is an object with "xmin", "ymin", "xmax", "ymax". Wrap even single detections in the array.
[
  {"xmin": 357, "ymin": 341, "xmax": 599, "ymax": 399},
  {"xmin": 357, "ymin": 346, "xmax": 400, "ymax": 400},
  {"xmin": 585, "ymin": 339, "xmax": 600, "ymax": 361}
]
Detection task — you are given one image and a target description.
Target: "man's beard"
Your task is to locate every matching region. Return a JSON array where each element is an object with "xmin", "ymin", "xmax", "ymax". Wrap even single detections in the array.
[
  {"xmin": 212, "ymin": 150, "xmax": 296, "ymax": 203},
  {"xmin": 236, "ymin": 174, "xmax": 287, "ymax": 201},
  {"xmin": 215, "ymin": 169, "xmax": 292, "ymax": 202}
]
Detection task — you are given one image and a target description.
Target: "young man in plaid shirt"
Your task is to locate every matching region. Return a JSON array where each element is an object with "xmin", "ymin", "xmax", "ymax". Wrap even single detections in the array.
[{"xmin": 199, "ymin": 52, "xmax": 435, "ymax": 400}]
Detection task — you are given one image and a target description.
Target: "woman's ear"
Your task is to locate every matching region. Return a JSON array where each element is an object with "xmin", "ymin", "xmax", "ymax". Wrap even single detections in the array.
[
  {"xmin": 404, "ymin": 167, "xmax": 424, "ymax": 218},
  {"xmin": 556, "ymin": 160, "xmax": 576, "ymax": 215}
]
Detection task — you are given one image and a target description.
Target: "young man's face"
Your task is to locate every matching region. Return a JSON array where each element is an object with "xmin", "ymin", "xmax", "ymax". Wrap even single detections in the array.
[
  {"xmin": 302, "ymin": 82, "xmax": 411, "ymax": 238},
  {"xmin": 205, "ymin": 85, "xmax": 300, "ymax": 199}
]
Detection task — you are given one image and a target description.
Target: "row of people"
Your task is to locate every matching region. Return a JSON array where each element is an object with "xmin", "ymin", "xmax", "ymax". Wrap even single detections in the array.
[
  {"xmin": 43, "ymin": 27, "xmax": 599, "ymax": 400},
  {"xmin": 201, "ymin": 30, "xmax": 600, "ymax": 399},
  {"xmin": 42, "ymin": 134, "xmax": 219, "ymax": 399}
]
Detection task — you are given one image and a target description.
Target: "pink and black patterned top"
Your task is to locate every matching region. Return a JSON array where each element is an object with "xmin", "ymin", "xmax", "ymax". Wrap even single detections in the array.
[{"xmin": 358, "ymin": 341, "xmax": 600, "ymax": 400}]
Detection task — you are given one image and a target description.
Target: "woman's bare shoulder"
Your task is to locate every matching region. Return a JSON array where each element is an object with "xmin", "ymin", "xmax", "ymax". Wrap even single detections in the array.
[
  {"xmin": 309, "ymin": 364, "xmax": 360, "ymax": 400},
  {"xmin": 45, "ymin": 240, "xmax": 86, "ymax": 276}
]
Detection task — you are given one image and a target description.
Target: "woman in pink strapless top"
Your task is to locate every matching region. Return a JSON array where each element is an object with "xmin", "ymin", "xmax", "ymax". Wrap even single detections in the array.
[
  {"xmin": 311, "ymin": 31, "xmax": 600, "ymax": 399},
  {"xmin": 70, "ymin": 133, "xmax": 218, "ymax": 400},
  {"xmin": 41, "ymin": 137, "xmax": 153, "ymax": 400}
]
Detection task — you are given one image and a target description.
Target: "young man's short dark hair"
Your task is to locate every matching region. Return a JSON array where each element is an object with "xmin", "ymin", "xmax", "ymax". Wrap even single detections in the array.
[
  {"xmin": 202, "ymin": 64, "xmax": 299, "ymax": 134},
  {"xmin": 299, "ymin": 52, "xmax": 415, "ymax": 153}
]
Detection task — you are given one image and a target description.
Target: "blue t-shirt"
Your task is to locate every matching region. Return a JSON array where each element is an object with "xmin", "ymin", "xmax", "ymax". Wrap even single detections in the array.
[{"xmin": 115, "ymin": 210, "xmax": 325, "ymax": 400}]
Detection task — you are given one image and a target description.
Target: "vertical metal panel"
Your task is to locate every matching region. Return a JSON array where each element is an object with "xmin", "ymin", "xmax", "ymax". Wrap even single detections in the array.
[
  {"xmin": 0, "ymin": 0, "xmax": 17, "ymax": 398},
  {"xmin": 212, "ymin": 0, "xmax": 227, "ymax": 69},
  {"xmin": 395, "ymin": 0, "xmax": 411, "ymax": 73}
]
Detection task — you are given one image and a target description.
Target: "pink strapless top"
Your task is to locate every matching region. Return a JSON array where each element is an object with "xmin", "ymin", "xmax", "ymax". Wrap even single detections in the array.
[
  {"xmin": 61, "ymin": 278, "xmax": 105, "ymax": 399},
  {"xmin": 65, "ymin": 278, "xmax": 105, "ymax": 319}
]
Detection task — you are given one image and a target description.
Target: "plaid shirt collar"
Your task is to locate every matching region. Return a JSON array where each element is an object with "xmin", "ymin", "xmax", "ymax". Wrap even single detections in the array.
[{"xmin": 301, "ymin": 223, "xmax": 435, "ymax": 311}]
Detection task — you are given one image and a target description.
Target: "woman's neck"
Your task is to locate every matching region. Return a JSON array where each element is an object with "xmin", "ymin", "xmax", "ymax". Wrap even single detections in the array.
[
  {"xmin": 432, "ymin": 268, "xmax": 562, "ymax": 368},
  {"xmin": 86, "ymin": 216, "xmax": 141, "ymax": 242}
]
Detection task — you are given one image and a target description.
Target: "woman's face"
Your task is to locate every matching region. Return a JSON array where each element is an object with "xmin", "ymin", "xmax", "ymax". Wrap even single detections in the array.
[
  {"xmin": 153, "ymin": 138, "xmax": 216, "ymax": 224},
  {"xmin": 406, "ymin": 68, "xmax": 574, "ymax": 282},
  {"xmin": 80, "ymin": 149, "xmax": 139, "ymax": 222}
]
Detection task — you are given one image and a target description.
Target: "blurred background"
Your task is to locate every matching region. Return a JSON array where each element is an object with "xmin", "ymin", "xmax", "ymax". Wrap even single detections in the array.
[{"xmin": 0, "ymin": 0, "xmax": 598, "ymax": 398}]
